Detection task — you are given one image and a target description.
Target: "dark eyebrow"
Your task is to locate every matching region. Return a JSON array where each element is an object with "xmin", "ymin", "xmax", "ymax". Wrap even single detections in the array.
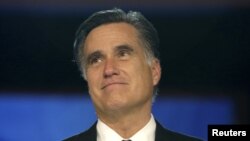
[{"xmin": 115, "ymin": 44, "xmax": 134, "ymax": 53}]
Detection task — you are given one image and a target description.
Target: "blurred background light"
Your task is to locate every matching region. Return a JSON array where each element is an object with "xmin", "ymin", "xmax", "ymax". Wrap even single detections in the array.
[{"xmin": 0, "ymin": 92, "xmax": 234, "ymax": 141}]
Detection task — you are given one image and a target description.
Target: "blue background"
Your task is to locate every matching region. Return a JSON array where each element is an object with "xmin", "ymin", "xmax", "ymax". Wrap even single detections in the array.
[{"xmin": 0, "ymin": 92, "xmax": 233, "ymax": 141}]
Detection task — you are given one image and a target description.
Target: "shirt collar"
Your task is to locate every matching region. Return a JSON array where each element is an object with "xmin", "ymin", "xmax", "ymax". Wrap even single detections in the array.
[{"xmin": 96, "ymin": 114, "xmax": 156, "ymax": 141}]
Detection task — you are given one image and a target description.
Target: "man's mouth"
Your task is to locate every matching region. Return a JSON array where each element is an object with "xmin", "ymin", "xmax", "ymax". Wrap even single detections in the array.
[{"xmin": 101, "ymin": 82, "xmax": 127, "ymax": 89}]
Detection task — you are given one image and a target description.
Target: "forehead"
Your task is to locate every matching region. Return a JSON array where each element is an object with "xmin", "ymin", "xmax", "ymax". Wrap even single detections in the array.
[{"xmin": 83, "ymin": 23, "xmax": 143, "ymax": 54}]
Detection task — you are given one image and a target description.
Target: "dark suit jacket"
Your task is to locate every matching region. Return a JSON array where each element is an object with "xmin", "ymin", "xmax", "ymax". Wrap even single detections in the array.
[{"xmin": 63, "ymin": 120, "xmax": 202, "ymax": 141}]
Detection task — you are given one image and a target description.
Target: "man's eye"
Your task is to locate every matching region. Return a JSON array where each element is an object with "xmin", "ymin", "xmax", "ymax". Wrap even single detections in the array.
[
  {"xmin": 89, "ymin": 57, "xmax": 102, "ymax": 65},
  {"xmin": 118, "ymin": 50, "xmax": 130, "ymax": 57},
  {"xmin": 86, "ymin": 52, "xmax": 103, "ymax": 66}
]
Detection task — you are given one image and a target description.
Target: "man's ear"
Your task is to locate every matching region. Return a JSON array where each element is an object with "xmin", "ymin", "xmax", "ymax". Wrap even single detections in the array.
[{"xmin": 151, "ymin": 58, "xmax": 161, "ymax": 86}]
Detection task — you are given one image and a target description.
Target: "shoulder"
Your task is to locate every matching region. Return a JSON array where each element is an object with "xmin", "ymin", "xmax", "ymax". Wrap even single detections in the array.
[
  {"xmin": 63, "ymin": 123, "xmax": 97, "ymax": 141},
  {"xmin": 155, "ymin": 121, "xmax": 203, "ymax": 141}
]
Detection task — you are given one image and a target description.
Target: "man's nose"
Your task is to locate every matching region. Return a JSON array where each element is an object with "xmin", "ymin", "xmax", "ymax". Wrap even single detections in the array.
[{"xmin": 103, "ymin": 58, "xmax": 119, "ymax": 78}]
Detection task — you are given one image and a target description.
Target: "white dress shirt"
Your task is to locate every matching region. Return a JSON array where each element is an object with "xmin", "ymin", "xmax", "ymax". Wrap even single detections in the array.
[{"xmin": 96, "ymin": 114, "xmax": 156, "ymax": 141}]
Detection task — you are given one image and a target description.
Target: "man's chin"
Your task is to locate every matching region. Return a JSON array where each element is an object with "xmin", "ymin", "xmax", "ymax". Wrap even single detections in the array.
[{"xmin": 104, "ymin": 101, "xmax": 130, "ymax": 112}]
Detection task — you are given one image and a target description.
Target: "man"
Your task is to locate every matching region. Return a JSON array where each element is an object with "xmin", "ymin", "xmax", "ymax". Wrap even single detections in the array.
[{"xmin": 64, "ymin": 8, "xmax": 202, "ymax": 141}]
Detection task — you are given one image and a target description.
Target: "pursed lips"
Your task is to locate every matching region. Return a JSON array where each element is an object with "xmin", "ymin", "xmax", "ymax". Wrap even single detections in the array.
[{"xmin": 101, "ymin": 82, "xmax": 128, "ymax": 89}]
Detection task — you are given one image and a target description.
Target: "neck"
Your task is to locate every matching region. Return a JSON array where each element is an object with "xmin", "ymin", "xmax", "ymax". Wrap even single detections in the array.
[{"xmin": 97, "ymin": 104, "xmax": 152, "ymax": 138}]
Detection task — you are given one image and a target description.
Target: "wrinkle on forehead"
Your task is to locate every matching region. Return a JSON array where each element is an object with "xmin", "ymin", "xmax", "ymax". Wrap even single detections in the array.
[{"xmin": 83, "ymin": 23, "xmax": 142, "ymax": 57}]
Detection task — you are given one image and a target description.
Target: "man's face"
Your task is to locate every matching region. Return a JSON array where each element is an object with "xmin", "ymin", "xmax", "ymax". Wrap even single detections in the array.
[{"xmin": 83, "ymin": 23, "xmax": 161, "ymax": 115}]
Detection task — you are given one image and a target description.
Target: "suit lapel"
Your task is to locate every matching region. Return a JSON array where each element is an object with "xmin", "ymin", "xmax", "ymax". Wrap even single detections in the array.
[
  {"xmin": 155, "ymin": 120, "xmax": 168, "ymax": 141},
  {"xmin": 80, "ymin": 122, "xmax": 97, "ymax": 141}
]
